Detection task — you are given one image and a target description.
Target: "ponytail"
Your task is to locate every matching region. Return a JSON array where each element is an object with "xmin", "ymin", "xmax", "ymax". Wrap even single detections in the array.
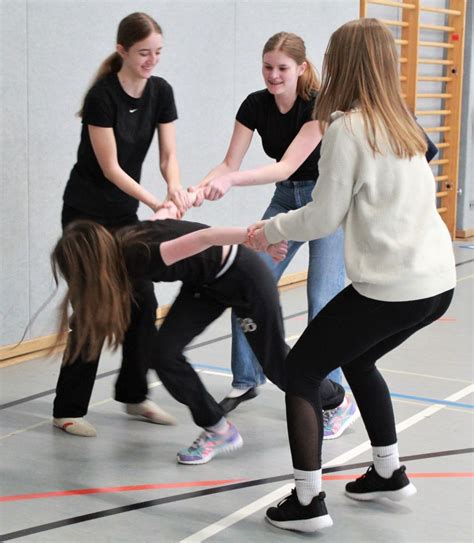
[
  {"xmin": 77, "ymin": 52, "xmax": 123, "ymax": 117},
  {"xmin": 297, "ymin": 58, "xmax": 320, "ymax": 100}
]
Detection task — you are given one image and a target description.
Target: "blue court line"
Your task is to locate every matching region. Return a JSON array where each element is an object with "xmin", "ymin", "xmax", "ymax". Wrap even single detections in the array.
[{"xmin": 193, "ymin": 363, "xmax": 474, "ymax": 410}]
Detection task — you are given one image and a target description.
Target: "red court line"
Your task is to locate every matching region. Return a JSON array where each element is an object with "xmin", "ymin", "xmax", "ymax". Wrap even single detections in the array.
[
  {"xmin": 0, "ymin": 478, "xmax": 244, "ymax": 503},
  {"xmin": 323, "ymin": 472, "xmax": 473, "ymax": 481},
  {"xmin": 438, "ymin": 317, "xmax": 456, "ymax": 322}
]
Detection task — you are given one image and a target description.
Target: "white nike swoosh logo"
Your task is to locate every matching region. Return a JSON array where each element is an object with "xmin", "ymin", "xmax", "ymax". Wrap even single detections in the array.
[{"xmin": 129, "ymin": 109, "xmax": 138, "ymax": 113}]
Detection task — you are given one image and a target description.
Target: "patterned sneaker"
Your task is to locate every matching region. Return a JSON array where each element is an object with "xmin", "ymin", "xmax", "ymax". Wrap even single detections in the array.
[
  {"xmin": 177, "ymin": 422, "xmax": 243, "ymax": 465},
  {"xmin": 345, "ymin": 465, "xmax": 417, "ymax": 501},
  {"xmin": 266, "ymin": 489, "xmax": 333, "ymax": 532},
  {"xmin": 323, "ymin": 396, "xmax": 359, "ymax": 440}
]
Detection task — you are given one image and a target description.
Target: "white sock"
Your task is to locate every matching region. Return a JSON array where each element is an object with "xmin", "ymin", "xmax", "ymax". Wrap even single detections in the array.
[
  {"xmin": 294, "ymin": 468, "xmax": 322, "ymax": 505},
  {"xmin": 373, "ymin": 443, "xmax": 400, "ymax": 478},
  {"xmin": 205, "ymin": 417, "xmax": 229, "ymax": 434},
  {"xmin": 226, "ymin": 387, "xmax": 252, "ymax": 399}
]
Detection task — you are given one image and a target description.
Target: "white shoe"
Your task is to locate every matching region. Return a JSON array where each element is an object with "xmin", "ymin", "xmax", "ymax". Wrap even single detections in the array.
[
  {"xmin": 53, "ymin": 417, "xmax": 97, "ymax": 437},
  {"xmin": 126, "ymin": 400, "xmax": 177, "ymax": 426}
]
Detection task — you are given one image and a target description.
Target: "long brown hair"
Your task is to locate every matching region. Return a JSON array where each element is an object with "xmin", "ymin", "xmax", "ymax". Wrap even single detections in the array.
[
  {"xmin": 78, "ymin": 12, "xmax": 162, "ymax": 117},
  {"xmin": 51, "ymin": 221, "xmax": 133, "ymax": 364},
  {"xmin": 263, "ymin": 32, "xmax": 320, "ymax": 100},
  {"xmin": 315, "ymin": 18, "xmax": 427, "ymax": 158}
]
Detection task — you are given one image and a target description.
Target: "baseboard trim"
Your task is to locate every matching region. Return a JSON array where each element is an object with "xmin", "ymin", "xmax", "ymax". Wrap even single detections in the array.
[
  {"xmin": 455, "ymin": 228, "xmax": 474, "ymax": 239},
  {"xmin": 0, "ymin": 271, "xmax": 308, "ymax": 367}
]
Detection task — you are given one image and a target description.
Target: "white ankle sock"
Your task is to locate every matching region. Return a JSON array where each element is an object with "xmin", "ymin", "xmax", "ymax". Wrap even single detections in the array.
[
  {"xmin": 294, "ymin": 468, "xmax": 322, "ymax": 505},
  {"xmin": 205, "ymin": 417, "xmax": 229, "ymax": 434},
  {"xmin": 226, "ymin": 387, "xmax": 252, "ymax": 399},
  {"xmin": 373, "ymin": 443, "xmax": 400, "ymax": 478}
]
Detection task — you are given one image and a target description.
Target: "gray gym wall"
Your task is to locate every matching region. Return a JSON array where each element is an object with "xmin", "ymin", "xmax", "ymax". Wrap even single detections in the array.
[{"xmin": 0, "ymin": 0, "xmax": 471, "ymax": 347}]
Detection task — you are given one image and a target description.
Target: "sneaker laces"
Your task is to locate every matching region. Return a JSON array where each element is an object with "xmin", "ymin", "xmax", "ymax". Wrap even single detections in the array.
[
  {"xmin": 188, "ymin": 431, "xmax": 211, "ymax": 451},
  {"xmin": 323, "ymin": 408, "xmax": 337, "ymax": 426},
  {"xmin": 276, "ymin": 489, "xmax": 298, "ymax": 508},
  {"xmin": 357, "ymin": 464, "xmax": 375, "ymax": 480}
]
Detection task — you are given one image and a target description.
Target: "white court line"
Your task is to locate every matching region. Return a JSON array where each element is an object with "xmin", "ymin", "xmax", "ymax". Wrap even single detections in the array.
[{"xmin": 179, "ymin": 383, "xmax": 474, "ymax": 543}]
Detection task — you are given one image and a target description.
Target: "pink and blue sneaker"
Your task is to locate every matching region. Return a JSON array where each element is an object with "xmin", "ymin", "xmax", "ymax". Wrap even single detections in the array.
[
  {"xmin": 177, "ymin": 422, "xmax": 243, "ymax": 464},
  {"xmin": 323, "ymin": 396, "xmax": 359, "ymax": 440}
]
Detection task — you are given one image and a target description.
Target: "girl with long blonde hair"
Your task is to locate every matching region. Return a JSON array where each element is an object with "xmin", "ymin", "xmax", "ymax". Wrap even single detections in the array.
[{"xmin": 249, "ymin": 18, "xmax": 455, "ymax": 532}]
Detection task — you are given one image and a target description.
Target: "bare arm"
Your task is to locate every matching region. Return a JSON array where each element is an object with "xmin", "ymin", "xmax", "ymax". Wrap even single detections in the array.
[
  {"xmin": 157, "ymin": 122, "xmax": 191, "ymax": 218},
  {"xmin": 160, "ymin": 227, "xmax": 248, "ymax": 266},
  {"xmin": 188, "ymin": 121, "xmax": 254, "ymax": 207},
  {"xmin": 204, "ymin": 120, "xmax": 322, "ymax": 200},
  {"xmin": 89, "ymin": 125, "xmax": 162, "ymax": 212}
]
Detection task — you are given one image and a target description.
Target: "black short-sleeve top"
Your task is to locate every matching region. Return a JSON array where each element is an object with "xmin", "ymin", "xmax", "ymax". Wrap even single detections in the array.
[
  {"xmin": 63, "ymin": 74, "xmax": 178, "ymax": 217},
  {"xmin": 121, "ymin": 219, "xmax": 223, "ymax": 285},
  {"xmin": 236, "ymin": 89, "xmax": 321, "ymax": 181}
]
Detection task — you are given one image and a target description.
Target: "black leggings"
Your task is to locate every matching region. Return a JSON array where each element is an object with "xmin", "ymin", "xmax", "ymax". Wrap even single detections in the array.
[
  {"xmin": 53, "ymin": 205, "xmax": 157, "ymax": 418},
  {"xmin": 149, "ymin": 246, "xmax": 344, "ymax": 428},
  {"xmin": 284, "ymin": 285, "xmax": 454, "ymax": 471}
]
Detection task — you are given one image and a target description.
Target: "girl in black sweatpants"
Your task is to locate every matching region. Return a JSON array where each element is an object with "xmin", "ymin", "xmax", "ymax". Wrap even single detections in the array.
[{"xmin": 52, "ymin": 215, "xmax": 344, "ymax": 464}]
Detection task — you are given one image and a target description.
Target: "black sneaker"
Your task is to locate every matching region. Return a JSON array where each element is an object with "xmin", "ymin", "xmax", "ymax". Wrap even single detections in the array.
[
  {"xmin": 219, "ymin": 387, "xmax": 258, "ymax": 414},
  {"xmin": 345, "ymin": 464, "xmax": 417, "ymax": 501},
  {"xmin": 266, "ymin": 489, "xmax": 333, "ymax": 532}
]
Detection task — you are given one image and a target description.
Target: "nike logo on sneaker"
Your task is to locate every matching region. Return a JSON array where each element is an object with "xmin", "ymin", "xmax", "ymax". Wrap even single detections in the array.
[{"xmin": 129, "ymin": 108, "xmax": 138, "ymax": 113}]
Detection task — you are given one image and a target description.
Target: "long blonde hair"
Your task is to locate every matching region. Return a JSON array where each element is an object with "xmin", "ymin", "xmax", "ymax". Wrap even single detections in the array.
[
  {"xmin": 51, "ymin": 221, "xmax": 133, "ymax": 364},
  {"xmin": 78, "ymin": 12, "xmax": 162, "ymax": 117},
  {"xmin": 263, "ymin": 32, "xmax": 320, "ymax": 101},
  {"xmin": 315, "ymin": 18, "xmax": 427, "ymax": 158}
]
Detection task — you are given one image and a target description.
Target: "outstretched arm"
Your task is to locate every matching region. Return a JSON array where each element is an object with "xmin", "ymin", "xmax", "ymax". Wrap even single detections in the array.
[
  {"xmin": 203, "ymin": 120, "xmax": 322, "ymax": 201},
  {"xmin": 160, "ymin": 227, "xmax": 248, "ymax": 266}
]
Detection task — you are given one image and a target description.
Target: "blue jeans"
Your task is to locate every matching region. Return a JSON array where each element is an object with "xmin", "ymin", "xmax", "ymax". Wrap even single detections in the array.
[{"xmin": 230, "ymin": 180, "xmax": 346, "ymax": 388}]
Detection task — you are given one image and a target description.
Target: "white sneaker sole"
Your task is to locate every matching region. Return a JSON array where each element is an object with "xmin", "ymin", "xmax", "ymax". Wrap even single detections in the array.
[
  {"xmin": 177, "ymin": 435, "xmax": 244, "ymax": 465},
  {"xmin": 345, "ymin": 482, "xmax": 417, "ymax": 501},
  {"xmin": 266, "ymin": 513, "xmax": 333, "ymax": 532}
]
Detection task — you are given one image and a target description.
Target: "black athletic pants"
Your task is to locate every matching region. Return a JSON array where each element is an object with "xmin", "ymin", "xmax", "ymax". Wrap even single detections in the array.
[
  {"xmin": 149, "ymin": 246, "xmax": 344, "ymax": 428},
  {"xmin": 52, "ymin": 204, "xmax": 157, "ymax": 418},
  {"xmin": 284, "ymin": 284, "xmax": 454, "ymax": 471}
]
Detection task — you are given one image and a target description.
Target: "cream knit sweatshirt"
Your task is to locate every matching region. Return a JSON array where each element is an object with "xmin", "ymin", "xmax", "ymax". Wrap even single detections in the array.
[{"xmin": 264, "ymin": 111, "xmax": 456, "ymax": 301}]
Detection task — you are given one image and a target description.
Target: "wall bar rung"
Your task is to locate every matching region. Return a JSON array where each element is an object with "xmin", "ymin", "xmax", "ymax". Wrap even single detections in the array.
[
  {"xmin": 400, "ymin": 75, "xmax": 407, "ymax": 81},
  {"xmin": 417, "ymin": 76, "xmax": 453, "ymax": 82},
  {"xmin": 417, "ymin": 93, "xmax": 452, "ymax": 98},
  {"xmin": 437, "ymin": 208, "xmax": 447, "ymax": 214},
  {"xmin": 420, "ymin": 6, "xmax": 461, "ymax": 15},
  {"xmin": 415, "ymin": 109, "xmax": 451, "ymax": 115},
  {"xmin": 436, "ymin": 143, "xmax": 450, "ymax": 149},
  {"xmin": 419, "ymin": 40, "xmax": 454, "ymax": 49},
  {"xmin": 369, "ymin": 0, "xmax": 416, "ymax": 8},
  {"xmin": 435, "ymin": 175, "xmax": 449, "ymax": 181},
  {"xmin": 419, "ymin": 23, "xmax": 455, "ymax": 32},
  {"xmin": 436, "ymin": 191, "xmax": 449, "ymax": 198},
  {"xmin": 381, "ymin": 19, "xmax": 409, "ymax": 27},
  {"xmin": 399, "ymin": 58, "xmax": 408, "ymax": 63},
  {"xmin": 418, "ymin": 58, "xmax": 454, "ymax": 65},
  {"xmin": 426, "ymin": 127, "xmax": 451, "ymax": 133},
  {"xmin": 431, "ymin": 159, "xmax": 450, "ymax": 165},
  {"xmin": 395, "ymin": 39, "xmax": 409, "ymax": 45}
]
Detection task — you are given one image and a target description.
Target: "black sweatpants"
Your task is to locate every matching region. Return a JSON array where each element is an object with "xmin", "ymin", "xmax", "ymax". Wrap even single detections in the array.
[
  {"xmin": 53, "ymin": 204, "xmax": 157, "ymax": 418},
  {"xmin": 149, "ymin": 246, "xmax": 344, "ymax": 428},
  {"xmin": 284, "ymin": 284, "xmax": 454, "ymax": 471}
]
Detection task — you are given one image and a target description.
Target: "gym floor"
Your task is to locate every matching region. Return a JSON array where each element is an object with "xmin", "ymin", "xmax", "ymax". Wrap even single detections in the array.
[{"xmin": 1, "ymin": 243, "xmax": 472, "ymax": 542}]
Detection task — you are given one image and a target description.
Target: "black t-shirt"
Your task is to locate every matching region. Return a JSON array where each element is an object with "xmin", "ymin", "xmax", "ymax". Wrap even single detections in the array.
[
  {"xmin": 63, "ymin": 74, "xmax": 178, "ymax": 217},
  {"xmin": 121, "ymin": 219, "xmax": 223, "ymax": 285},
  {"xmin": 236, "ymin": 89, "xmax": 321, "ymax": 181}
]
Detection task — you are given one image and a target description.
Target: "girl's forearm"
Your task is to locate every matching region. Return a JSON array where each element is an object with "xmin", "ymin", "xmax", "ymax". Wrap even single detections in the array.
[{"xmin": 230, "ymin": 162, "xmax": 294, "ymax": 187}]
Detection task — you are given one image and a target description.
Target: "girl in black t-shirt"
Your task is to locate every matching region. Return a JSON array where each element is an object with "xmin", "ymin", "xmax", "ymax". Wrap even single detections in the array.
[
  {"xmin": 192, "ymin": 32, "xmax": 353, "ymax": 438},
  {"xmin": 51, "ymin": 198, "xmax": 291, "ymax": 464},
  {"xmin": 53, "ymin": 13, "xmax": 192, "ymax": 438}
]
